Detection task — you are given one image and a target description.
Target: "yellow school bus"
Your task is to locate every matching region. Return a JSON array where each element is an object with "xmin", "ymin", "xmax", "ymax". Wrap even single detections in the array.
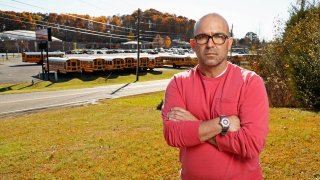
[
  {"xmin": 162, "ymin": 54, "xmax": 189, "ymax": 68},
  {"xmin": 77, "ymin": 57, "xmax": 105, "ymax": 72},
  {"xmin": 143, "ymin": 55, "xmax": 157, "ymax": 70},
  {"xmin": 22, "ymin": 52, "xmax": 65, "ymax": 64},
  {"xmin": 124, "ymin": 56, "xmax": 136, "ymax": 70},
  {"xmin": 138, "ymin": 56, "xmax": 149, "ymax": 71},
  {"xmin": 155, "ymin": 56, "xmax": 164, "ymax": 68},
  {"xmin": 45, "ymin": 57, "xmax": 81, "ymax": 74},
  {"xmin": 188, "ymin": 54, "xmax": 198, "ymax": 66},
  {"xmin": 102, "ymin": 56, "xmax": 125, "ymax": 71}
]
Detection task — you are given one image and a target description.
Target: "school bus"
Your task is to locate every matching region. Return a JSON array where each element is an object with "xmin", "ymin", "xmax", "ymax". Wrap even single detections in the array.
[
  {"xmin": 188, "ymin": 54, "xmax": 198, "ymax": 66},
  {"xmin": 102, "ymin": 56, "xmax": 125, "ymax": 71},
  {"xmin": 143, "ymin": 55, "xmax": 157, "ymax": 70},
  {"xmin": 138, "ymin": 56, "xmax": 149, "ymax": 71},
  {"xmin": 22, "ymin": 52, "xmax": 65, "ymax": 64},
  {"xmin": 77, "ymin": 57, "xmax": 105, "ymax": 72},
  {"xmin": 124, "ymin": 56, "xmax": 136, "ymax": 70},
  {"xmin": 155, "ymin": 56, "xmax": 164, "ymax": 68},
  {"xmin": 162, "ymin": 54, "xmax": 190, "ymax": 68},
  {"xmin": 44, "ymin": 57, "xmax": 81, "ymax": 74}
]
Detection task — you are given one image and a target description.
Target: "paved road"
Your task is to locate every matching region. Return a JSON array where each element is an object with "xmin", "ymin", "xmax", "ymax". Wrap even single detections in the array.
[
  {"xmin": 0, "ymin": 55, "xmax": 42, "ymax": 84},
  {"xmin": 0, "ymin": 79, "xmax": 170, "ymax": 117}
]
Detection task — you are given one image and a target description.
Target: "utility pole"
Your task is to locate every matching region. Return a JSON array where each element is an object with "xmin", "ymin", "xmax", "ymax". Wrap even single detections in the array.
[
  {"xmin": 107, "ymin": 30, "xmax": 112, "ymax": 49},
  {"xmin": 46, "ymin": 42, "xmax": 50, "ymax": 80},
  {"xmin": 135, "ymin": 8, "xmax": 141, "ymax": 82},
  {"xmin": 46, "ymin": 28, "xmax": 52, "ymax": 81},
  {"xmin": 230, "ymin": 24, "xmax": 233, "ymax": 58}
]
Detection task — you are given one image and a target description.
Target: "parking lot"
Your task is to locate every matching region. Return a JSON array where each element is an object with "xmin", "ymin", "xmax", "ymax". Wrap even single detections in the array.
[
  {"xmin": 0, "ymin": 54, "xmax": 43, "ymax": 84},
  {"xmin": 0, "ymin": 52, "xmax": 188, "ymax": 84}
]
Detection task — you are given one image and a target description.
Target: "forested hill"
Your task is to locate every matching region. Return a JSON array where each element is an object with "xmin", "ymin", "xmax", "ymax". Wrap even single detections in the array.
[{"xmin": 0, "ymin": 9, "xmax": 196, "ymax": 43}]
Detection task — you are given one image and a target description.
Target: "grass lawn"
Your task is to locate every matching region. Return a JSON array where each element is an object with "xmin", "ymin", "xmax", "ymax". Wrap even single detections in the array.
[
  {"xmin": 0, "ymin": 68, "xmax": 186, "ymax": 94},
  {"xmin": 0, "ymin": 92, "xmax": 319, "ymax": 179}
]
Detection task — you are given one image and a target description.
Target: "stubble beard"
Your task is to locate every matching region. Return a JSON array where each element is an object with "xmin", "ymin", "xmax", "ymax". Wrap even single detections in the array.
[{"xmin": 201, "ymin": 55, "xmax": 225, "ymax": 67}]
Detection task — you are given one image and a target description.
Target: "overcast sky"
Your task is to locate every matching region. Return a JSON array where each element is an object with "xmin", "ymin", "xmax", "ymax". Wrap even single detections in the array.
[{"xmin": 0, "ymin": 0, "xmax": 296, "ymax": 40}]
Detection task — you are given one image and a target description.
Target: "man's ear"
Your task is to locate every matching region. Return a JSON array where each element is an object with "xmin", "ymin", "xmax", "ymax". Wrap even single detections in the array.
[
  {"xmin": 190, "ymin": 39, "xmax": 195, "ymax": 49},
  {"xmin": 227, "ymin": 37, "xmax": 233, "ymax": 51}
]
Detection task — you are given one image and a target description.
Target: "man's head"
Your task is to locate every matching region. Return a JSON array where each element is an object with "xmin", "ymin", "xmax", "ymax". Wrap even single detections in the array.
[{"xmin": 191, "ymin": 13, "xmax": 233, "ymax": 69}]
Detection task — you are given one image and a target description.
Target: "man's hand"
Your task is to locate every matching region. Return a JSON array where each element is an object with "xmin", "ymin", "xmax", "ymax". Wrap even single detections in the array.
[
  {"xmin": 228, "ymin": 115, "xmax": 240, "ymax": 132},
  {"xmin": 207, "ymin": 115, "xmax": 241, "ymax": 146},
  {"xmin": 167, "ymin": 107, "xmax": 198, "ymax": 121}
]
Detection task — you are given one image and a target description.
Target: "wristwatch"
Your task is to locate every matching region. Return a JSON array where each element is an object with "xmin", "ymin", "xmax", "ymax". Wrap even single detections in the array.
[{"xmin": 219, "ymin": 116, "xmax": 230, "ymax": 135}]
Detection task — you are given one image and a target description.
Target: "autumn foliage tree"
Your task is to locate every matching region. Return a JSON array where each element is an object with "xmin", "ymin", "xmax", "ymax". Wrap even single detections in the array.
[
  {"xmin": 164, "ymin": 36, "xmax": 172, "ymax": 48},
  {"xmin": 153, "ymin": 34, "xmax": 164, "ymax": 48},
  {"xmin": 0, "ymin": 8, "xmax": 195, "ymax": 44},
  {"xmin": 248, "ymin": 1, "xmax": 320, "ymax": 110},
  {"xmin": 282, "ymin": 2, "xmax": 320, "ymax": 109}
]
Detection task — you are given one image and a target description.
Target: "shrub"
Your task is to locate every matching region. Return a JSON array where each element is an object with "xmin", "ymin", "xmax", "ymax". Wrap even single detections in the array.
[
  {"xmin": 283, "ymin": 3, "xmax": 320, "ymax": 109},
  {"xmin": 247, "ymin": 42, "xmax": 297, "ymax": 107},
  {"xmin": 248, "ymin": 2, "xmax": 320, "ymax": 110}
]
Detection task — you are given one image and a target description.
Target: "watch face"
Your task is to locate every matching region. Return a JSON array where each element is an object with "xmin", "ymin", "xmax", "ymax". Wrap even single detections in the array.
[{"xmin": 221, "ymin": 118, "xmax": 230, "ymax": 127}]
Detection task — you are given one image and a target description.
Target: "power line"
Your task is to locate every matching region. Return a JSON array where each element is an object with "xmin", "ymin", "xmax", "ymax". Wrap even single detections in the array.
[
  {"xmin": 0, "ymin": 11, "xmax": 134, "ymax": 39},
  {"xmin": 3, "ymin": 10, "xmax": 174, "ymax": 40},
  {"xmin": 0, "ymin": 2, "xmax": 25, "ymax": 11},
  {"xmin": 0, "ymin": 16, "xmax": 133, "ymax": 41},
  {"xmin": 9, "ymin": 0, "xmax": 186, "ymax": 37},
  {"xmin": 0, "ymin": 15, "xmax": 168, "ymax": 45},
  {"xmin": 8, "ymin": 0, "xmax": 152, "ymax": 37},
  {"xmin": 78, "ymin": 0, "xmax": 110, "ymax": 15},
  {"xmin": 0, "ymin": 10, "xmax": 158, "ymax": 42},
  {"xmin": 10, "ymin": 0, "xmax": 136, "ymax": 32},
  {"xmin": 11, "ymin": 0, "xmax": 44, "ymax": 10}
]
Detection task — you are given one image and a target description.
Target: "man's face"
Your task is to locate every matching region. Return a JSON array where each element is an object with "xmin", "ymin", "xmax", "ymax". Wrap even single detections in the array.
[{"xmin": 192, "ymin": 16, "xmax": 233, "ymax": 67}]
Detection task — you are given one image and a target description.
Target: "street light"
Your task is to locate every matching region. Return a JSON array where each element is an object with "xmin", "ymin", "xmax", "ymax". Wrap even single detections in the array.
[{"xmin": 107, "ymin": 30, "xmax": 111, "ymax": 49}]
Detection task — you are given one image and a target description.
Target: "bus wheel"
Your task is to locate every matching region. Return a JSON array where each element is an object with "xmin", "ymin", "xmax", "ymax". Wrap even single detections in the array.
[{"xmin": 173, "ymin": 64, "xmax": 177, "ymax": 68}]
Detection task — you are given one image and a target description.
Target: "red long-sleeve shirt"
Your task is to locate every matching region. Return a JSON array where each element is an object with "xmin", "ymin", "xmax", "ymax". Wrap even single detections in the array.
[{"xmin": 162, "ymin": 62, "xmax": 269, "ymax": 179}]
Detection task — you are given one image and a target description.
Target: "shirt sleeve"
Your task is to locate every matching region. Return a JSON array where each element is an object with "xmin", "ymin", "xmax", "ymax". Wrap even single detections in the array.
[
  {"xmin": 162, "ymin": 76, "xmax": 202, "ymax": 148},
  {"xmin": 216, "ymin": 75, "xmax": 269, "ymax": 159}
]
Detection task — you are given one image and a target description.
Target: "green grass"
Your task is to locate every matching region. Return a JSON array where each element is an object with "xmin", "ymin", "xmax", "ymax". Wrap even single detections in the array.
[
  {"xmin": 0, "ymin": 92, "xmax": 319, "ymax": 179},
  {"xmin": 261, "ymin": 108, "xmax": 320, "ymax": 179},
  {"xmin": 0, "ymin": 69, "xmax": 186, "ymax": 94}
]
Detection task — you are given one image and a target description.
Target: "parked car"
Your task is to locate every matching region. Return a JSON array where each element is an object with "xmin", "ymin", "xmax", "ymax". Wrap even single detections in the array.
[{"xmin": 147, "ymin": 49, "xmax": 158, "ymax": 54}]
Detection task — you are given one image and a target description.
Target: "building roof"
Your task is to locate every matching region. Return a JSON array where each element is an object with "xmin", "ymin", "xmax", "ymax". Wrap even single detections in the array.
[
  {"xmin": 122, "ymin": 41, "xmax": 141, "ymax": 45},
  {"xmin": 0, "ymin": 30, "xmax": 62, "ymax": 41}
]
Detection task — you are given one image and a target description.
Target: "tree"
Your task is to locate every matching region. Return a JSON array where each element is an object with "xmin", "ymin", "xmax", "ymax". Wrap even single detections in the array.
[
  {"xmin": 282, "ymin": 2, "xmax": 320, "ymax": 109},
  {"xmin": 153, "ymin": 34, "xmax": 164, "ymax": 48},
  {"xmin": 128, "ymin": 31, "xmax": 135, "ymax": 41},
  {"xmin": 245, "ymin": 32, "xmax": 259, "ymax": 51},
  {"xmin": 0, "ymin": 8, "xmax": 197, "ymax": 46},
  {"xmin": 250, "ymin": 1, "xmax": 320, "ymax": 109},
  {"xmin": 110, "ymin": 15, "xmax": 122, "ymax": 26},
  {"xmin": 164, "ymin": 36, "xmax": 171, "ymax": 48}
]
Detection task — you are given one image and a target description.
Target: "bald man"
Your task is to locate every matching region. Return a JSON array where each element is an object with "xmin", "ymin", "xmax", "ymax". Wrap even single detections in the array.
[{"xmin": 162, "ymin": 13, "xmax": 269, "ymax": 179}]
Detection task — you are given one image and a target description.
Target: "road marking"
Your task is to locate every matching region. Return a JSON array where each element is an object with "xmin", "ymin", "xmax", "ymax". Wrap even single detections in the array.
[
  {"xmin": 0, "ymin": 80, "xmax": 169, "ymax": 104},
  {"xmin": 0, "ymin": 98, "xmax": 108, "ymax": 117},
  {"xmin": 0, "ymin": 89, "xmax": 113, "ymax": 104}
]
